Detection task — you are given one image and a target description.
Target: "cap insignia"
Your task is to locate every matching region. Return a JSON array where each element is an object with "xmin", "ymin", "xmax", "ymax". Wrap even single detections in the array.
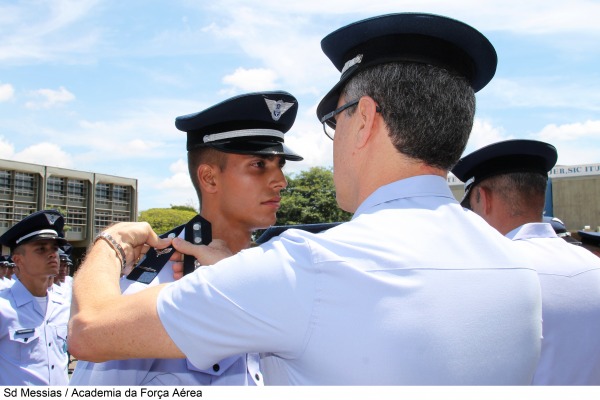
[
  {"xmin": 264, "ymin": 98, "xmax": 294, "ymax": 121},
  {"xmin": 341, "ymin": 54, "xmax": 363, "ymax": 75},
  {"xmin": 45, "ymin": 213, "xmax": 59, "ymax": 225}
]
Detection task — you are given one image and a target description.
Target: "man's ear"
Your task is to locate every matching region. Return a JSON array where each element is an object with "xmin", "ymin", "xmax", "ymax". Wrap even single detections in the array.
[
  {"xmin": 197, "ymin": 164, "xmax": 218, "ymax": 194},
  {"xmin": 355, "ymin": 96, "xmax": 379, "ymax": 148},
  {"xmin": 479, "ymin": 186, "xmax": 494, "ymax": 215},
  {"xmin": 11, "ymin": 253, "xmax": 22, "ymax": 268}
]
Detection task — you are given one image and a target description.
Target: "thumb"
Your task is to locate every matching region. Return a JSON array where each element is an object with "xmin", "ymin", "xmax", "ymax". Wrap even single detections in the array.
[{"xmin": 171, "ymin": 237, "xmax": 205, "ymax": 258}]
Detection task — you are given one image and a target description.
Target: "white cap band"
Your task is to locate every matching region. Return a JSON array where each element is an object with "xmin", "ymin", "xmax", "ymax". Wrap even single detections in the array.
[
  {"xmin": 203, "ymin": 129, "xmax": 283, "ymax": 144},
  {"xmin": 16, "ymin": 229, "xmax": 59, "ymax": 245}
]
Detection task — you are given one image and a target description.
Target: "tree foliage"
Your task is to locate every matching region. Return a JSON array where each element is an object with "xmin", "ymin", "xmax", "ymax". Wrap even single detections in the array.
[
  {"xmin": 277, "ymin": 166, "xmax": 352, "ymax": 225},
  {"xmin": 170, "ymin": 204, "xmax": 198, "ymax": 213},
  {"xmin": 139, "ymin": 206, "xmax": 197, "ymax": 234}
]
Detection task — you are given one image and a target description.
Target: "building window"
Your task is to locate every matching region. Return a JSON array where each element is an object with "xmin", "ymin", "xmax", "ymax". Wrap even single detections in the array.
[
  {"xmin": 0, "ymin": 170, "xmax": 10, "ymax": 194},
  {"xmin": 113, "ymin": 211, "xmax": 131, "ymax": 223},
  {"xmin": 68, "ymin": 180, "xmax": 86, "ymax": 202},
  {"xmin": 113, "ymin": 185, "xmax": 130, "ymax": 207},
  {"xmin": 14, "ymin": 172, "xmax": 36, "ymax": 197},
  {"xmin": 94, "ymin": 210, "xmax": 112, "ymax": 234},
  {"xmin": 66, "ymin": 207, "xmax": 87, "ymax": 233},
  {"xmin": 14, "ymin": 202, "xmax": 36, "ymax": 221},
  {"xmin": 96, "ymin": 183, "xmax": 111, "ymax": 207},
  {"xmin": 47, "ymin": 176, "xmax": 66, "ymax": 202}
]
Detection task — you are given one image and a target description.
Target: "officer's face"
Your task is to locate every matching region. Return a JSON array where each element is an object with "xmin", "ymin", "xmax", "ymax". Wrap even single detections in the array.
[
  {"xmin": 0, "ymin": 266, "xmax": 6, "ymax": 279},
  {"xmin": 332, "ymin": 95, "xmax": 358, "ymax": 213},
  {"xmin": 215, "ymin": 153, "xmax": 288, "ymax": 231},
  {"xmin": 13, "ymin": 239, "xmax": 60, "ymax": 280}
]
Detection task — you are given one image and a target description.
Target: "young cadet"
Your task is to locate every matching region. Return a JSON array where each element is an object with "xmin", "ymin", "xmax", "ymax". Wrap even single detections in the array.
[
  {"xmin": 452, "ymin": 139, "xmax": 600, "ymax": 385},
  {"xmin": 0, "ymin": 255, "xmax": 13, "ymax": 289},
  {"xmin": 70, "ymin": 90, "xmax": 303, "ymax": 386},
  {"xmin": 69, "ymin": 13, "xmax": 542, "ymax": 384},
  {"xmin": 0, "ymin": 210, "xmax": 70, "ymax": 385}
]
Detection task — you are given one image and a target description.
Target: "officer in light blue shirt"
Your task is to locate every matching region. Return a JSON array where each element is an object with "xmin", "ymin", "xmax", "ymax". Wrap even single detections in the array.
[
  {"xmin": 0, "ymin": 210, "xmax": 70, "ymax": 385},
  {"xmin": 70, "ymin": 90, "xmax": 303, "ymax": 386},
  {"xmin": 453, "ymin": 139, "xmax": 600, "ymax": 384},
  {"xmin": 69, "ymin": 13, "xmax": 543, "ymax": 385}
]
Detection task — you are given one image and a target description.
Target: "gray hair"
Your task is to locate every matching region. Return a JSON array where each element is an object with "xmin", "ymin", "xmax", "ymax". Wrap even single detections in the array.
[{"xmin": 342, "ymin": 62, "xmax": 475, "ymax": 170}]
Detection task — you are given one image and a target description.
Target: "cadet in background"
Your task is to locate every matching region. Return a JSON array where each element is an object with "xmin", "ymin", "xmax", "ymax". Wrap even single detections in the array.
[{"xmin": 0, "ymin": 210, "xmax": 70, "ymax": 385}]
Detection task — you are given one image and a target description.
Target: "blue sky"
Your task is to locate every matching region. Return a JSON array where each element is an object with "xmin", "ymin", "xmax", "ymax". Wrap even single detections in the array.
[{"xmin": 1, "ymin": 0, "xmax": 599, "ymax": 211}]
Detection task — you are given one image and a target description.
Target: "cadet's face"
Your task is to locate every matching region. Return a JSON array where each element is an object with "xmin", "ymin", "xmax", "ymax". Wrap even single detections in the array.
[
  {"xmin": 217, "ymin": 153, "xmax": 288, "ymax": 231},
  {"xmin": 0, "ymin": 266, "xmax": 6, "ymax": 279},
  {"xmin": 57, "ymin": 259, "xmax": 68, "ymax": 282},
  {"xmin": 13, "ymin": 239, "xmax": 60, "ymax": 280}
]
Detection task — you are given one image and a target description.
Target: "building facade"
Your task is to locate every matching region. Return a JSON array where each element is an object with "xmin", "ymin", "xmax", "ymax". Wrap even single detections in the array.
[{"xmin": 0, "ymin": 159, "xmax": 137, "ymax": 264}]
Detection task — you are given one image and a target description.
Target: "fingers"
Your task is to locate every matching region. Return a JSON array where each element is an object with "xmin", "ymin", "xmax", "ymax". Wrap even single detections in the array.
[
  {"xmin": 171, "ymin": 237, "xmax": 233, "ymax": 266},
  {"xmin": 171, "ymin": 238, "xmax": 203, "ymax": 258},
  {"xmin": 102, "ymin": 222, "xmax": 173, "ymax": 267}
]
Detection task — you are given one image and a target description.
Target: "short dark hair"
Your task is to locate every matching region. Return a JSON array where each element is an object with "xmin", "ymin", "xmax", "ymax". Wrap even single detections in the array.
[
  {"xmin": 342, "ymin": 62, "xmax": 475, "ymax": 170},
  {"xmin": 187, "ymin": 147, "xmax": 228, "ymax": 208},
  {"xmin": 480, "ymin": 172, "xmax": 547, "ymax": 217}
]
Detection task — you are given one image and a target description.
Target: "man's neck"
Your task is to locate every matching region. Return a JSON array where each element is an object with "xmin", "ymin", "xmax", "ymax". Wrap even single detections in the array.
[
  {"xmin": 199, "ymin": 212, "xmax": 253, "ymax": 254},
  {"xmin": 19, "ymin": 276, "xmax": 50, "ymax": 297}
]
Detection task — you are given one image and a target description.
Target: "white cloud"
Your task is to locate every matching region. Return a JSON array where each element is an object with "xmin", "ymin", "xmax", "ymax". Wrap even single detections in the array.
[
  {"xmin": 221, "ymin": 67, "xmax": 278, "ymax": 93},
  {"xmin": 536, "ymin": 120, "xmax": 600, "ymax": 142},
  {"xmin": 0, "ymin": 136, "xmax": 15, "ymax": 158},
  {"xmin": 72, "ymin": 101, "xmax": 185, "ymax": 166},
  {"xmin": 0, "ymin": 83, "xmax": 15, "ymax": 102},
  {"xmin": 464, "ymin": 118, "xmax": 514, "ymax": 153},
  {"xmin": 12, "ymin": 142, "xmax": 73, "ymax": 168},
  {"xmin": 25, "ymin": 86, "xmax": 75, "ymax": 109},
  {"xmin": 147, "ymin": 159, "xmax": 198, "ymax": 210},
  {"xmin": 159, "ymin": 159, "xmax": 193, "ymax": 190},
  {"xmin": 0, "ymin": 0, "xmax": 102, "ymax": 63},
  {"xmin": 486, "ymin": 78, "xmax": 600, "ymax": 111}
]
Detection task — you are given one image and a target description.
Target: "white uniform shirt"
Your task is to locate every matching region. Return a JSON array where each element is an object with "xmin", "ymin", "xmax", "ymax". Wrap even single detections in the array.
[
  {"xmin": 70, "ymin": 227, "xmax": 261, "ymax": 386},
  {"xmin": 507, "ymin": 223, "xmax": 600, "ymax": 385},
  {"xmin": 1, "ymin": 277, "xmax": 15, "ymax": 289},
  {"xmin": 158, "ymin": 175, "xmax": 543, "ymax": 385},
  {"xmin": 0, "ymin": 279, "xmax": 70, "ymax": 385}
]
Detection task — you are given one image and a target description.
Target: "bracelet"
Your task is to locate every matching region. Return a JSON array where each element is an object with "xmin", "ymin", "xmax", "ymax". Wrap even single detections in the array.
[{"xmin": 94, "ymin": 232, "xmax": 127, "ymax": 271}]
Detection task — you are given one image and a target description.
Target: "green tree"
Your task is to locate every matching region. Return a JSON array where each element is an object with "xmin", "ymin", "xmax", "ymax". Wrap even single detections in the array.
[
  {"xmin": 139, "ymin": 206, "xmax": 197, "ymax": 234},
  {"xmin": 277, "ymin": 166, "xmax": 352, "ymax": 225}
]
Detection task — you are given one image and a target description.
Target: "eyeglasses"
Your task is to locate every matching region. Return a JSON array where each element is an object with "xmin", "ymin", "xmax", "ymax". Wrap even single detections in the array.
[
  {"xmin": 320, "ymin": 98, "xmax": 381, "ymax": 140},
  {"xmin": 320, "ymin": 99, "xmax": 360, "ymax": 140}
]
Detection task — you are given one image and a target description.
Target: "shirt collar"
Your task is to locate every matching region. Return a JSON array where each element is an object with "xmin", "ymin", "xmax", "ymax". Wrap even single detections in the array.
[
  {"xmin": 506, "ymin": 222, "xmax": 557, "ymax": 241},
  {"xmin": 354, "ymin": 175, "xmax": 455, "ymax": 218}
]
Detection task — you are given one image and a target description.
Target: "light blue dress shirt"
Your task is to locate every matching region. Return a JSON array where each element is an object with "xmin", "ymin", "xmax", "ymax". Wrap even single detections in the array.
[
  {"xmin": 0, "ymin": 279, "xmax": 70, "ymax": 385},
  {"xmin": 158, "ymin": 175, "xmax": 543, "ymax": 385},
  {"xmin": 507, "ymin": 222, "xmax": 600, "ymax": 384},
  {"xmin": 70, "ymin": 227, "xmax": 261, "ymax": 386}
]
